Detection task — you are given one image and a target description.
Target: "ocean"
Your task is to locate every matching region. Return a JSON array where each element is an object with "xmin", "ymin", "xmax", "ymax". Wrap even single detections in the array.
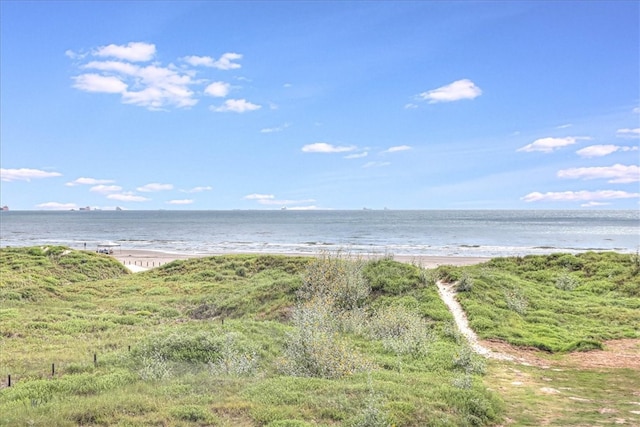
[{"xmin": 0, "ymin": 210, "xmax": 638, "ymax": 258}]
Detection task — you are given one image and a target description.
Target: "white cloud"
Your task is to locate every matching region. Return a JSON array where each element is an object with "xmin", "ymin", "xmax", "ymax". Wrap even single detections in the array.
[
  {"xmin": 517, "ymin": 136, "xmax": 589, "ymax": 153},
  {"xmin": 244, "ymin": 193, "xmax": 275, "ymax": 201},
  {"xmin": 616, "ymin": 128, "xmax": 640, "ymax": 138},
  {"xmin": 212, "ymin": 99, "xmax": 261, "ymax": 113},
  {"xmin": 522, "ymin": 190, "xmax": 640, "ymax": 203},
  {"xmin": 581, "ymin": 201, "xmax": 610, "ymax": 207},
  {"xmin": 36, "ymin": 202, "xmax": 77, "ymax": 210},
  {"xmin": 72, "ymin": 74, "xmax": 127, "ymax": 93},
  {"xmin": 204, "ymin": 81, "xmax": 231, "ymax": 97},
  {"xmin": 419, "ymin": 79, "xmax": 482, "ymax": 103},
  {"xmin": 90, "ymin": 185, "xmax": 122, "ymax": 194},
  {"xmin": 345, "ymin": 152, "xmax": 368, "ymax": 159},
  {"xmin": 1, "ymin": 168, "xmax": 62, "ymax": 182},
  {"xmin": 556, "ymin": 124, "xmax": 573, "ymax": 129},
  {"xmin": 302, "ymin": 143, "xmax": 356, "ymax": 153},
  {"xmin": 181, "ymin": 186, "xmax": 212, "ymax": 193},
  {"xmin": 384, "ymin": 145, "xmax": 412, "ymax": 153},
  {"xmin": 166, "ymin": 199, "xmax": 194, "ymax": 205},
  {"xmin": 633, "ymin": 107, "xmax": 640, "ymax": 114},
  {"xmin": 363, "ymin": 161, "xmax": 391, "ymax": 168},
  {"xmin": 404, "ymin": 103, "xmax": 418, "ymax": 109},
  {"xmin": 182, "ymin": 53, "xmax": 242, "ymax": 70},
  {"xmin": 576, "ymin": 145, "xmax": 638, "ymax": 158},
  {"xmin": 137, "ymin": 183, "xmax": 174, "ymax": 192},
  {"xmin": 557, "ymin": 164, "xmax": 639, "ymax": 184},
  {"xmin": 70, "ymin": 44, "xmax": 248, "ymax": 110},
  {"xmin": 261, "ymin": 123, "xmax": 291, "ymax": 133},
  {"xmin": 107, "ymin": 193, "xmax": 150, "ymax": 202},
  {"xmin": 94, "ymin": 42, "xmax": 156, "ymax": 62},
  {"xmin": 66, "ymin": 177, "xmax": 115, "ymax": 186}
]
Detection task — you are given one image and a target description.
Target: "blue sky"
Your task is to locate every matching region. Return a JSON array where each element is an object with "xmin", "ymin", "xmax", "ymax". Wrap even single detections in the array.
[{"xmin": 1, "ymin": 1, "xmax": 638, "ymax": 210}]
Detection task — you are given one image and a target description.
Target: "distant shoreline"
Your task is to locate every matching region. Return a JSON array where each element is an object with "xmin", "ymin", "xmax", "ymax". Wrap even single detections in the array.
[{"xmin": 112, "ymin": 249, "xmax": 491, "ymax": 272}]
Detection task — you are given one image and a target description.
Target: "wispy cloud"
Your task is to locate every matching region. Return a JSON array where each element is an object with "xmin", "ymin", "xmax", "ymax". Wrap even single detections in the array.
[
  {"xmin": 521, "ymin": 190, "xmax": 640, "ymax": 203},
  {"xmin": 261, "ymin": 123, "xmax": 291, "ymax": 133},
  {"xmin": 244, "ymin": 193, "xmax": 275, "ymax": 201},
  {"xmin": 1, "ymin": 168, "xmax": 62, "ymax": 182},
  {"xmin": 557, "ymin": 164, "xmax": 639, "ymax": 184},
  {"xmin": 137, "ymin": 183, "xmax": 174, "ymax": 192},
  {"xmin": 181, "ymin": 186, "xmax": 212, "ymax": 193},
  {"xmin": 345, "ymin": 151, "xmax": 368, "ymax": 159},
  {"xmin": 212, "ymin": 99, "xmax": 261, "ymax": 113},
  {"xmin": 90, "ymin": 185, "xmax": 122, "ymax": 194},
  {"xmin": 244, "ymin": 193, "xmax": 315, "ymax": 207},
  {"xmin": 576, "ymin": 144, "xmax": 638, "ymax": 158},
  {"xmin": 181, "ymin": 53, "xmax": 242, "ymax": 70},
  {"xmin": 362, "ymin": 161, "xmax": 391, "ymax": 168},
  {"xmin": 556, "ymin": 124, "xmax": 572, "ymax": 129},
  {"xmin": 581, "ymin": 201, "xmax": 610, "ymax": 207},
  {"xmin": 517, "ymin": 136, "xmax": 590, "ymax": 153},
  {"xmin": 66, "ymin": 177, "xmax": 115, "ymax": 186},
  {"xmin": 36, "ymin": 202, "xmax": 77, "ymax": 210},
  {"xmin": 166, "ymin": 199, "xmax": 194, "ymax": 205},
  {"xmin": 616, "ymin": 128, "xmax": 640, "ymax": 138},
  {"xmin": 302, "ymin": 143, "xmax": 356, "ymax": 153},
  {"xmin": 107, "ymin": 192, "xmax": 150, "ymax": 202},
  {"xmin": 383, "ymin": 145, "xmax": 412, "ymax": 153},
  {"xmin": 418, "ymin": 79, "xmax": 482, "ymax": 103}
]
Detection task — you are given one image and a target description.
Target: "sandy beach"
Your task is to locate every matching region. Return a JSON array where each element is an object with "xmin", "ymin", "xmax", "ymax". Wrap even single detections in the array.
[{"xmin": 112, "ymin": 249, "xmax": 490, "ymax": 272}]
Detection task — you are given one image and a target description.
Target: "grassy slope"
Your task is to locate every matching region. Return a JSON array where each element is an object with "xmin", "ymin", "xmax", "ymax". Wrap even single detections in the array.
[
  {"xmin": 1, "ymin": 248, "xmax": 498, "ymax": 427},
  {"xmin": 446, "ymin": 252, "xmax": 640, "ymax": 352}
]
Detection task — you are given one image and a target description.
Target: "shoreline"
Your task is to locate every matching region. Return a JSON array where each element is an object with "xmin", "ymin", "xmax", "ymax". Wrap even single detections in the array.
[{"xmin": 112, "ymin": 249, "xmax": 491, "ymax": 272}]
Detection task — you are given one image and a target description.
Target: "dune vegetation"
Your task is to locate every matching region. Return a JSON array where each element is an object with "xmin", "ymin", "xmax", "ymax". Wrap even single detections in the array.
[{"xmin": 1, "ymin": 247, "xmax": 639, "ymax": 426}]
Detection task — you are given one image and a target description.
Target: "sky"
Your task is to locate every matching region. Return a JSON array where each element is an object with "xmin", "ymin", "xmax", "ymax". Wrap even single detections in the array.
[{"xmin": 1, "ymin": 1, "xmax": 639, "ymax": 210}]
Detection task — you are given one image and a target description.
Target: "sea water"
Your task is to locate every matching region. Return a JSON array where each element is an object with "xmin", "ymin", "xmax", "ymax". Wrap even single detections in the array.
[{"xmin": 0, "ymin": 210, "xmax": 638, "ymax": 257}]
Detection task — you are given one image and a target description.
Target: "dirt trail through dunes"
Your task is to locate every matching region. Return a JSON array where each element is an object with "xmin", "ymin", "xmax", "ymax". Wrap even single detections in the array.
[{"xmin": 436, "ymin": 281, "xmax": 514, "ymax": 361}]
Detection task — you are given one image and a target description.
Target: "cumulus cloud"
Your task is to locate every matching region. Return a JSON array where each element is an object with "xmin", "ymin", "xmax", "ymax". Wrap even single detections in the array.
[
  {"xmin": 362, "ymin": 161, "xmax": 391, "ymax": 168},
  {"xmin": 66, "ymin": 177, "xmax": 115, "ymax": 186},
  {"xmin": 181, "ymin": 53, "xmax": 242, "ymax": 70},
  {"xmin": 517, "ymin": 136, "xmax": 589, "ymax": 153},
  {"xmin": 90, "ymin": 185, "xmax": 122, "ymax": 194},
  {"xmin": 557, "ymin": 164, "xmax": 639, "ymax": 184},
  {"xmin": 94, "ymin": 41, "xmax": 156, "ymax": 62},
  {"xmin": 69, "ymin": 43, "xmax": 254, "ymax": 111},
  {"xmin": 1, "ymin": 168, "xmax": 62, "ymax": 182},
  {"xmin": 181, "ymin": 186, "xmax": 212, "ymax": 193},
  {"xmin": 137, "ymin": 183, "xmax": 174, "ymax": 192},
  {"xmin": 36, "ymin": 202, "xmax": 77, "ymax": 210},
  {"xmin": 616, "ymin": 128, "xmax": 640, "ymax": 138},
  {"xmin": 418, "ymin": 79, "xmax": 482, "ymax": 103},
  {"xmin": 576, "ymin": 145, "xmax": 638, "ymax": 158},
  {"xmin": 107, "ymin": 193, "xmax": 150, "ymax": 202},
  {"xmin": 302, "ymin": 143, "xmax": 356, "ymax": 153},
  {"xmin": 72, "ymin": 74, "xmax": 128, "ymax": 93},
  {"xmin": 204, "ymin": 81, "xmax": 231, "ymax": 97},
  {"xmin": 345, "ymin": 152, "xmax": 368, "ymax": 159},
  {"xmin": 521, "ymin": 190, "xmax": 640, "ymax": 203},
  {"xmin": 384, "ymin": 145, "xmax": 412, "ymax": 153},
  {"xmin": 166, "ymin": 199, "xmax": 194, "ymax": 205},
  {"xmin": 212, "ymin": 99, "xmax": 261, "ymax": 113}
]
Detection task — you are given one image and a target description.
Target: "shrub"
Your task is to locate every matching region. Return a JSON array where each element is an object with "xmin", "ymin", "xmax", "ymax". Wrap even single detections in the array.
[
  {"xmin": 456, "ymin": 272, "xmax": 473, "ymax": 292},
  {"xmin": 555, "ymin": 272, "xmax": 579, "ymax": 291},
  {"xmin": 453, "ymin": 345, "xmax": 486, "ymax": 375},
  {"xmin": 504, "ymin": 287, "xmax": 528, "ymax": 315},
  {"xmin": 367, "ymin": 305, "xmax": 431, "ymax": 357},
  {"xmin": 170, "ymin": 405, "xmax": 214, "ymax": 422},
  {"xmin": 209, "ymin": 333, "xmax": 260, "ymax": 377}
]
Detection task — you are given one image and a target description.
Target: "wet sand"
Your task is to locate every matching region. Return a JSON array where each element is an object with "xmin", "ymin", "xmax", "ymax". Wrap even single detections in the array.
[{"xmin": 112, "ymin": 249, "xmax": 490, "ymax": 272}]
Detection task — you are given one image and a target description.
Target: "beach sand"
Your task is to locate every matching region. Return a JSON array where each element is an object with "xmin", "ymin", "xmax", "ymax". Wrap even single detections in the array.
[{"xmin": 112, "ymin": 249, "xmax": 490, "ymax": 272}]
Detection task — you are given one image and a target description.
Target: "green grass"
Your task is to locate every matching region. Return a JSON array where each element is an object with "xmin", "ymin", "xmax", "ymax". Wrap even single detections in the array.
[
  {"xmin": 443, "ymin": 252, "xmax": 640, "ymax": 352},
  {"xmin": 1, "ymin": 247, "xmax": 638, "ymax": 426}
]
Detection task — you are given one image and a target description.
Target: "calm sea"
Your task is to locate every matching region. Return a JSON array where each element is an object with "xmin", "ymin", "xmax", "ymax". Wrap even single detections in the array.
[{"xmin": 0, "ymin": 210, "xmax": 638, "ymax": 257}]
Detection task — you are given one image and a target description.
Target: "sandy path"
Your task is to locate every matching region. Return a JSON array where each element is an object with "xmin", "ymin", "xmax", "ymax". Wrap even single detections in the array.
[{"xmin": 436, "ymin": 280, "xmax": 514, "ymax": 361}]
